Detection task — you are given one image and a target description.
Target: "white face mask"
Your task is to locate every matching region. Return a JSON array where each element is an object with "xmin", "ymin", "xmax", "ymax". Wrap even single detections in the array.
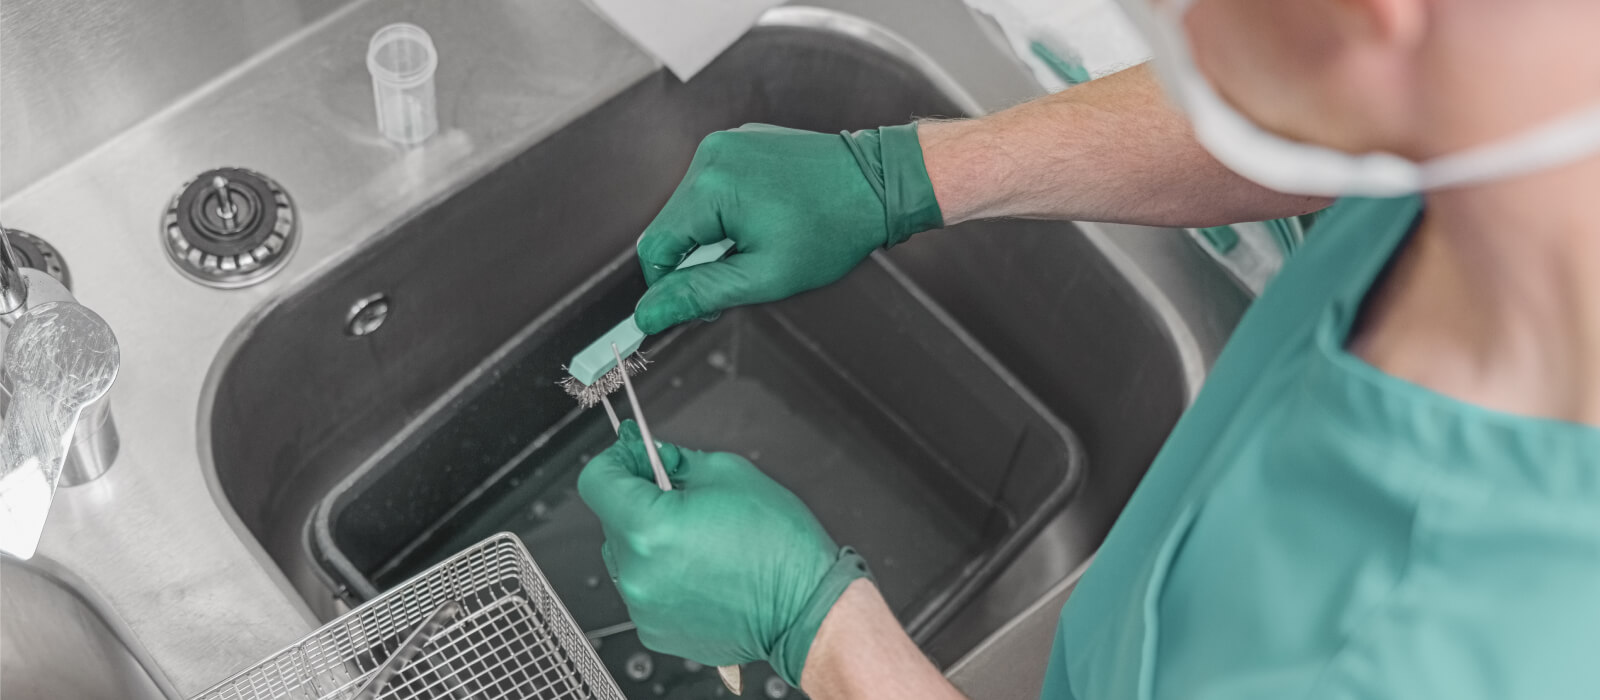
[{"xmin": 1118, "ymin": 0, "xmax": 1600, "ymax": 197}]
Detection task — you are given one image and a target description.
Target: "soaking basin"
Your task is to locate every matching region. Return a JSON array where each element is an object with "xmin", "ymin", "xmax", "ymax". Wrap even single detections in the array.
[
  {"xmin": 205, "ymin": 11, "xmax": 1237, "ymax": 698},
  {"xmin": 307, "ymin": 248, "xmax": 1087, "ymax": 696}
]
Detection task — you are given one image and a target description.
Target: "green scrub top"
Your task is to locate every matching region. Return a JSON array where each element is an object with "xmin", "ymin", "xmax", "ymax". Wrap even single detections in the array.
[{"xmin": 1042, "ymin": 196, "xmax": 1600, "ymax": 699}]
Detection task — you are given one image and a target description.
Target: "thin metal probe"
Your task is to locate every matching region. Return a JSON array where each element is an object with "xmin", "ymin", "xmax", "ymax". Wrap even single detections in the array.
[
  {"xmin": 599, "ymin": 394, "xmax": 621, "ymax": 432},
  {"xmin": 611, "ymin": 343, "xmax": 672, "ymax": 491}
]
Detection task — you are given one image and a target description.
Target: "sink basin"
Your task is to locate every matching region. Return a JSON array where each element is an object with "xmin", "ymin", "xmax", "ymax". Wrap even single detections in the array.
[
  {"xmin": 307, "ymin": 247, "xmax": 1087, "ymax": 695},
  {"xmin": 207, "ymin": 13, "xmax": 1202, "ymax": 687},
  {"xmin": 1, "ymin": 558, "xmax": 171, "ymax": 699}
]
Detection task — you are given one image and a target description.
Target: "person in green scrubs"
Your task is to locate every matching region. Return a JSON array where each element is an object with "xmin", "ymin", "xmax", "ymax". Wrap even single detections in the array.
[{"xmin": 577, "ymin": 0, "xmax": 1600, "ymax": 697}]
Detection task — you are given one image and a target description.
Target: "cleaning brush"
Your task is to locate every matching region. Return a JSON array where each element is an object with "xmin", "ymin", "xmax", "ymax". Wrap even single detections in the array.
[
  {"xmin": 560, "ymin": 238, "xmax": 735, "ymax": 407},
  {"xmin": 559, "ymin": 327, "xmax": 651, "ymax": 409}
]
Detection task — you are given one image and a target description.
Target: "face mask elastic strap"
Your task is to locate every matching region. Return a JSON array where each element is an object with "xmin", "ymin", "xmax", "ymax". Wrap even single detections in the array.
[
  {"xmin": 1421, "ymin": 101, "xmax": 1600, "ymax": 190},
  {"xmin": 1142, "ymin": 0, "xmax": 1424, "ymax": 195}
]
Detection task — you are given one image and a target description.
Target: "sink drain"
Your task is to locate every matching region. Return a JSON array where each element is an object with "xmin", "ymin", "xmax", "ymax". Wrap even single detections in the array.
[
  {"xmin": 2, "ymin": 228, "xmax": 70, "ymax": 290},
  {"xmin": 162, "ymin": 167, "xmax": 298, "ymax": 288}
]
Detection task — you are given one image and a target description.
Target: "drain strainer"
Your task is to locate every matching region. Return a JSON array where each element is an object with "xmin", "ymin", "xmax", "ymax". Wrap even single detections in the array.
[
  {"xmin": 162, "ymin": 167, "xmax": 297, "ymax": 288},
  {"xmin": 3, "ymin": 228, "xmax": 71, "ymax": 290}
]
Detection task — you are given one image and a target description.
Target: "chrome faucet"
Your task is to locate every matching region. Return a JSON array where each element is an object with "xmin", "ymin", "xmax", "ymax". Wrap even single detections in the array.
[
  {"xmin": 0, "ymin": 225, "xmax": 119, "ymax": 559},
  {"xmin": 0, "ymin": 226, "xmax": 26, "ymax": 314}
]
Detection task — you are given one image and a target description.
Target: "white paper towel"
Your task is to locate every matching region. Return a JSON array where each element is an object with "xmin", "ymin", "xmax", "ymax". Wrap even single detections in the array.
[
  {"xmin": 588, "ymin": 0, "xmax": 785, "ymax": 81},
  {"xmin": 965, "ymin": 0, "xmax": 1150, "ymax": 91}
]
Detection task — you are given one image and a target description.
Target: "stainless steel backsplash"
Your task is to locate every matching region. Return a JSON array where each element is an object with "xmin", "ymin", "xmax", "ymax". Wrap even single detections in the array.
[{"xmin": 1, "ymin": 0, "xmax": 354, "ymax": 196}]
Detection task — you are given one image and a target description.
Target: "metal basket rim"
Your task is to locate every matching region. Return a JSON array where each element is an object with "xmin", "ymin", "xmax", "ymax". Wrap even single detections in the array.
[{"xmin": 189, "ymin": 532, "xmax": 622, "ymax": 700}]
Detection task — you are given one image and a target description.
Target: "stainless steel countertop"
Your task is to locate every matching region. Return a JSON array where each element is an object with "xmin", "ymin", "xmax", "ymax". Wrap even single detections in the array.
[
  {"xmin": 5, "ymin": 0, "xmax": 658, "ymax": 691},
  {"xmin": 1, "ymin": 0, "xmax": 1234, "ymax": 696}
]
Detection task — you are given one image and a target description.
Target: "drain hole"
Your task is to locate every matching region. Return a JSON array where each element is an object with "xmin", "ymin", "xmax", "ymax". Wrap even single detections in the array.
[{"xmin": 346, "ymin": 293, "xmax": 391, "ymax": 337}]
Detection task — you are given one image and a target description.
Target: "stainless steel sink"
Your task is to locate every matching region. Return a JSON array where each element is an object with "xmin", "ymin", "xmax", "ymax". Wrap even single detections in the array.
[
  {"xmin": 206, "ymin": 14, "xmax": 1227, "ymax": 678},
  {"xmin": 1, "ymin": 558, "xmax": 172, "ymax": 699},
  {"xmin": 1, "ymin": 1, "xmax": 1247, "ymax": 696}
]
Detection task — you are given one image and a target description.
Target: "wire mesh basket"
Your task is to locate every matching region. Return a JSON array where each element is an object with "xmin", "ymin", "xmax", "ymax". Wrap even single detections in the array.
[{"xmin": 192, "ymin": 533, "xmax": 624, "ymax": 700}]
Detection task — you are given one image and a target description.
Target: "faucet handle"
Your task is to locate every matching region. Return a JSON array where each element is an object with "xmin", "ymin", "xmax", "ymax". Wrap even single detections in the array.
[
  {"xmin": 0, "ymin": 302, "xmax": 118, "ymax": 559},
  {"xmin": 3, "ymin": 302, "xmax": 118, "ymax": 405}
]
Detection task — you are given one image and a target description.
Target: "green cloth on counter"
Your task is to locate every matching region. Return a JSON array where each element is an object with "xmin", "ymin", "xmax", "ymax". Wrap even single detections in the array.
[{"xmin": 1196, "ymin": 224, "xmax": 1240, "ymax": 254}]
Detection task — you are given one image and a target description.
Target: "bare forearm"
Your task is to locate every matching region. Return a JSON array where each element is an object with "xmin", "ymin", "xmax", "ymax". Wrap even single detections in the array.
[
  {"xmin": 800, "ymin": 580, "xmax": 966, "ymax": 700},
  {"xmin": 920, "ymin": 63, "xmax": 1329, "ymax": 228}
]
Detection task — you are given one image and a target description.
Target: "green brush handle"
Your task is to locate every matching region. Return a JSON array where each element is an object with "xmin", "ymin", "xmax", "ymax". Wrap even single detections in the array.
[{"xmin": 567, "ymin": 239, "xmax": 735, "ymax": 385}]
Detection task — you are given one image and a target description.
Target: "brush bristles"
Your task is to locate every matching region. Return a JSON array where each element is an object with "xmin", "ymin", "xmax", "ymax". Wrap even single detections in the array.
[{"xmin": 559, "ymin": 354, "xmax": 650, "ymax": 408}]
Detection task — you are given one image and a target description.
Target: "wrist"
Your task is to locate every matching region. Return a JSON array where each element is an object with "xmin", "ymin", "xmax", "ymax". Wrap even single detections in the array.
[
  {"xmin": 801, "ymin": 580, "xmax": 961, "ymax": 700},
  {"xmin": 840, "ymin": 125, "xmax": 944, "ymax": 247},
  {"xmin": 770, "ymin": 547, "xmax": 872, "ymax": 687},
  {"xmin": 916, "ymin": 118, "xmax": 1001, "ymax": 227},
  {"xmin": 800, "ymin": 580, "xmax": 894, "ymax": 693}
]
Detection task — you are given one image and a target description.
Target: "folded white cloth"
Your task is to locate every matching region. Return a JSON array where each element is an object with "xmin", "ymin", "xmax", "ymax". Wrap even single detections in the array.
[{"xmin": 588, "ymin": 0, "xmax": 785, "ymax": 81}]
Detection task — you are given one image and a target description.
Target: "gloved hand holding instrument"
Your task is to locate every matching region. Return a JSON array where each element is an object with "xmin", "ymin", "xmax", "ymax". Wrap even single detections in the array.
[
  {"xmin": 578, "ymin": 419, "xmax": 871, "ymax": 690},
  {"xmin": 563, "ymin": 338, "xmax": 870, "ymax": 692},
  {"xmin": 560, "ymin": 252, "xmax": 754, "ymax": 692},
  {"xmin": 560, "ymin": 230, "xmax": 872, "ymax": 693}
]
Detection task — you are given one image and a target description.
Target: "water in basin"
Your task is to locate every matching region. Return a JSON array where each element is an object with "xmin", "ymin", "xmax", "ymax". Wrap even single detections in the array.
[
  {"xmin": 315, "ymin": 256, "xmax": 1083, "ymax": 698},
  {"xmin": 403, "ymin": 311, "xmax": 991, "ymax": 632}
]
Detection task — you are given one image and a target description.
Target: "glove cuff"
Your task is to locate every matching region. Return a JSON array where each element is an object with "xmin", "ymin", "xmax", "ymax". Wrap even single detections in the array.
[
  {"xmin": 840, "ymin": 124, "xmax": 946, "ymax": 248},
  {"xmin": 770, "ymin": 546, "xmax": 873, "ymax": 687}
]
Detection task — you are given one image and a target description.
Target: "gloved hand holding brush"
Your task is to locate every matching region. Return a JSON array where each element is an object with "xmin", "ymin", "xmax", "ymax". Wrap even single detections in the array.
[
  {"xmin": 577, "ymin": 421, "xmax": 871, "ymax": 688},
  {"xmin": 633, "ymin": 123, "xmax": 943, "ymax": 335}
]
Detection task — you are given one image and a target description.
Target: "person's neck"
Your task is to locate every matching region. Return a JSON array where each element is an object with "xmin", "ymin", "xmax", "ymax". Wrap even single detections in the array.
[{"xmin": 1350, "ymin": 155, "xmax": 1600, "ymax": 426}]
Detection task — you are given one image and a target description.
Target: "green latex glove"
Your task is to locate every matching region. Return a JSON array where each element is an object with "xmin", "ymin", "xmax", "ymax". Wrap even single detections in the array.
[
  {"xmin": 577, "ymin": 421, "xmax": 871, "ymax": 686},
  {"xmin": 633, "ymin": 123, "xmax": 944, "ymax": 334}
]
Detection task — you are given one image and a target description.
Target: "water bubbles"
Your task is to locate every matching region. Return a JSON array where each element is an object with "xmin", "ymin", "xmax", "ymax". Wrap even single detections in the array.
[
  {"xmin": 585, "ymin": 575, "xmax": 601, "ymax": 589},
  {"xmin": 625, "ymin": 652, "xmax": 654, "ymax": 681},
  {"xmin": 528, "ymin": 500, "xmax": 550, "ymax": 520},
  {"xmin": 707, "ymin": 351, "xmax": 731, "ymax": 371},
  {"xmin": 764, "ymin": 676, "xmax": 790, "ymax": 698}
]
